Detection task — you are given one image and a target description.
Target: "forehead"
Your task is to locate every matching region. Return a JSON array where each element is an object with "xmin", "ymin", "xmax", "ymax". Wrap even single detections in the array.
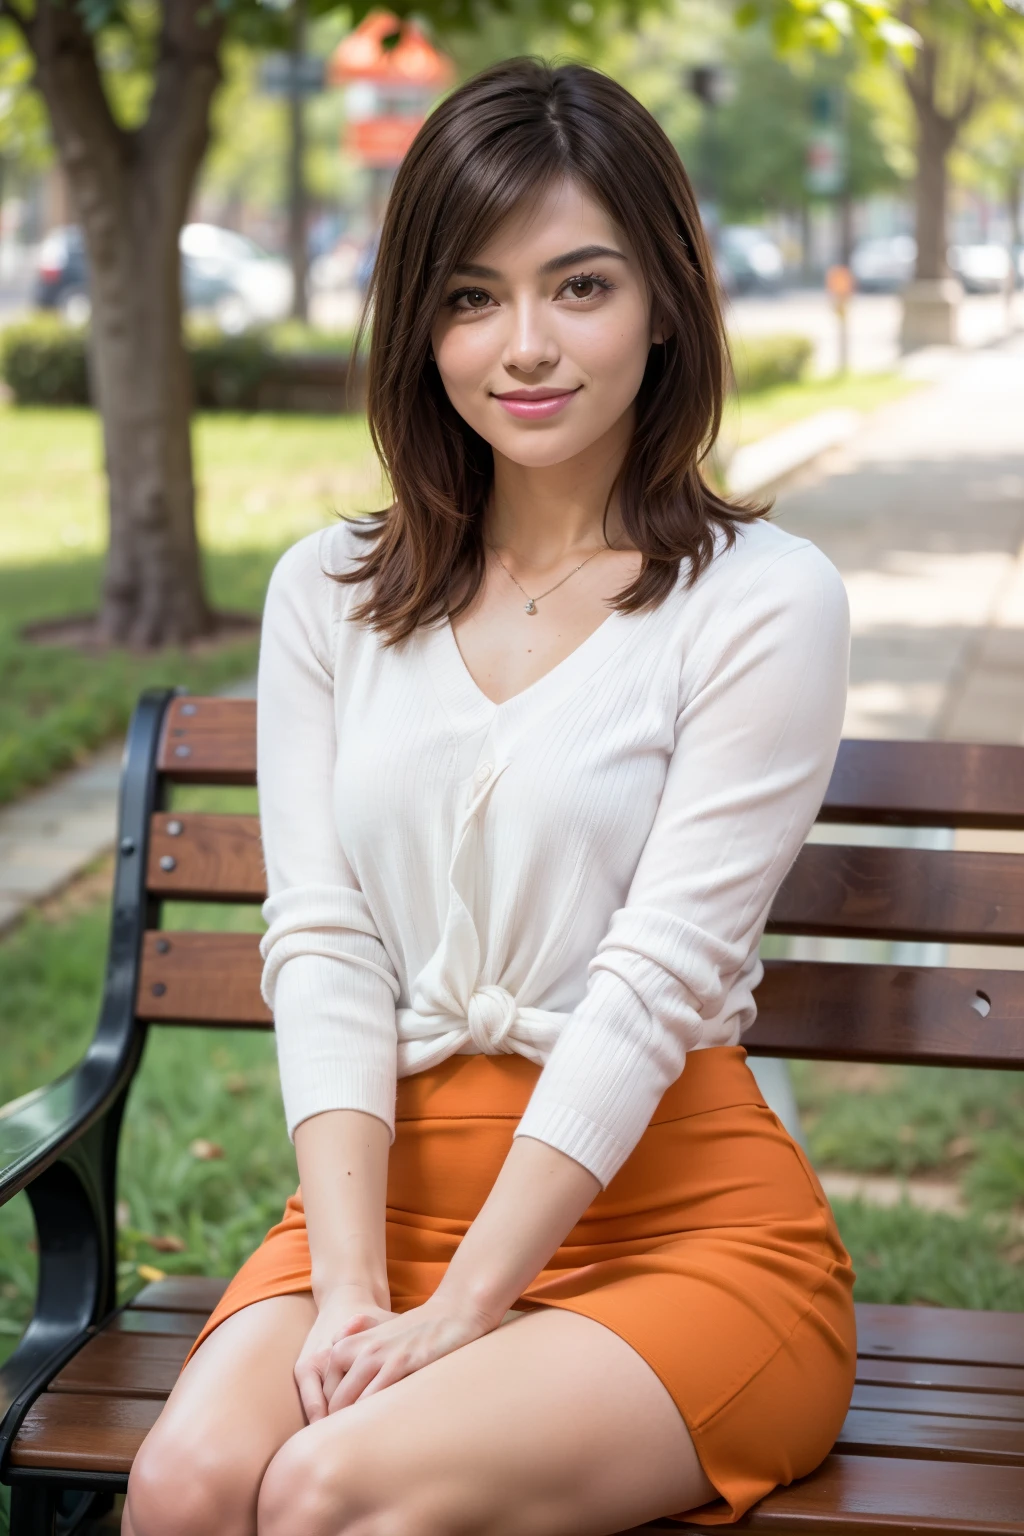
[{"xmin": 464, "ymin": 178, "xmax": 628, "ymax": 270}]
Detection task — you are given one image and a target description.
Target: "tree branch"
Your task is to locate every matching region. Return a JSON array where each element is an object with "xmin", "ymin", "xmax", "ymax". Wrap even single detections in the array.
[{"xmin": 138, "ymin": 0, "xmax": 223, "ymax": 224}]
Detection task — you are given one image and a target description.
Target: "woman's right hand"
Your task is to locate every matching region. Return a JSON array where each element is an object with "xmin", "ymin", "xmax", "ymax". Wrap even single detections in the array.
[{"xmin": 295, "ymin": 1285, "xmax": 396, "ymax": 1423}]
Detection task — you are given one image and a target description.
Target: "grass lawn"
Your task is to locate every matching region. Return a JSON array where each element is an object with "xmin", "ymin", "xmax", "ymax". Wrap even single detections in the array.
[
  {"xmin": 0, "ymin": 407, "xmax": 383, "ymax": 806},
  {"xmin": 720, "ymin": 370, "xmax": 920, "ymax": 450}
]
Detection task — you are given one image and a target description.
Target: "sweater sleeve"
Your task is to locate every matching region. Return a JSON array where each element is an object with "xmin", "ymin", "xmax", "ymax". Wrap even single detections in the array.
[
  {"xmin": 257, "ymin": 531, "xmax": 400, "ymax": 1142},
  {"xmin": 513, "ymin": 541, "xmax": 850, "ymax": 1188}
]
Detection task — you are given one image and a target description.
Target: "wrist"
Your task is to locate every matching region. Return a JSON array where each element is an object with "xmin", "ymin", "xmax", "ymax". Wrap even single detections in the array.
[
  {"xmin": 312, "ymin": 1273, "xmax": 390, "ymax": 1311},
  {"xmin": 432, "ymin": 1266, "xmax": 515, "ymax": 1331}
]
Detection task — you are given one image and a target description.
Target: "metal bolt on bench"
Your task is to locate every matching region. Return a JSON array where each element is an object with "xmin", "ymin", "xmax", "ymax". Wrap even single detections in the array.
[{"xmin": 1, "ymin": 690, "xmax": 1022, "ymax": 1534}]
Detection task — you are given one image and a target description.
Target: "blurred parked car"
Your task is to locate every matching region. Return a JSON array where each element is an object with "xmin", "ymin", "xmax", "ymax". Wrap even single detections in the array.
[
  {"xmin": 35, "ymin": 223, "xmax": 293, "ymax": 331},
  {"xmin": 948, "ymin": 243, "xmax": 1013, "ymax": 295},
  {"xmin": 716, "ymin": 226, "xmax": 784, "ymax": 294},
  {"xmin": 850, "ymin": 235, "xmax": 916, "ymax": 292}
]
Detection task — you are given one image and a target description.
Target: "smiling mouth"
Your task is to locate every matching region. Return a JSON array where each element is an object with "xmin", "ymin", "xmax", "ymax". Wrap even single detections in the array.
[{"xmin": 492, "ymin": 387, "xmax": 581, "ymax": 419}]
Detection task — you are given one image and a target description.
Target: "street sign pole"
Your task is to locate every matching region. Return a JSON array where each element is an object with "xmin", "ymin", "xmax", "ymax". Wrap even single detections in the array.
[{"xmin": 288, "ymin": 0, "xmax": 309, "ymax": 322}]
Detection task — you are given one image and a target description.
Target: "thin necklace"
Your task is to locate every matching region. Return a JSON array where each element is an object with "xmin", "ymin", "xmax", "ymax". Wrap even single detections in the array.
[{"xmin": 487, "ymin": 541, "xmax": 610, "ymax": 615}]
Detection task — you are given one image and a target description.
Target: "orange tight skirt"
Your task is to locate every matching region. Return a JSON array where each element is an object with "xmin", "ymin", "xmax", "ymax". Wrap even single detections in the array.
[{"xmin": 185, "ymin": 1046, "xmax": 856, "ymax": 1525}]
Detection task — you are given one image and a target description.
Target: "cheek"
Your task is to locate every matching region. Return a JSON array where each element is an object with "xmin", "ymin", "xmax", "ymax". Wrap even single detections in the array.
[{"xmin": 432, "ymin": 323, "xmax": 496, "ymax": 399}]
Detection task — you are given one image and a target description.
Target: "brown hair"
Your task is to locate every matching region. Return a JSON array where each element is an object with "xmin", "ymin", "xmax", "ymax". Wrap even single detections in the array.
[{"xmin": 338, "ymin": 57, "xmax": 763, "ymax": 644}]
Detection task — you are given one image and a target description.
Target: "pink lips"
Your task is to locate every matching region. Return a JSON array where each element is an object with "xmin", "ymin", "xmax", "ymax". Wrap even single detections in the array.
[{"xmin": 493, "ymin": 387, "xmax": 580, "ymax": 419}]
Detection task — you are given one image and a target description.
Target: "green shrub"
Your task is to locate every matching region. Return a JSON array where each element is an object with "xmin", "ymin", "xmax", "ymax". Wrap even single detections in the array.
[
  {"xmin": 0, "ymin": 316, "xmax": 90, "ymax": 406},
  {"xmin": 0, "ymin": 318, "xmax": 356, "ymax": 410},
  {"xmin": 731, "ymin": 333, "xmax": 814, "ymax": 394},
  {"xmin": 186, "ymin": 324, "xmax": 272, "ymax": 410}
]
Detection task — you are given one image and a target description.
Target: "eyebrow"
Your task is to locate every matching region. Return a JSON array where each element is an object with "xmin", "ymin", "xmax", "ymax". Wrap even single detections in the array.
[{"xmin": 452, "ymin": 244, "xmax": 629, "ymax": 280}]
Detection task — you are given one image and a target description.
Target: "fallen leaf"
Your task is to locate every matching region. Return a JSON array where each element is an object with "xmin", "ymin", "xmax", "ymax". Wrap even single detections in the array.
[
  {"xmin": 137, "ymin": 1264, "xmax": 166, "ymax": 1283},
  {"xmin": 144, "ymin": 1234, "xmax": 187, "ymax": 1253},
  {"xmin": 189, "ymin": 1139, "xmax": 225, "ymax": 1161},
  {"xmin": 946, "ymin": 1136, "xmax": 974, "ymax": 1160},
  {"xmin": 223, "ymin": 1073, "xmax": 249, "ymax": 1095}
]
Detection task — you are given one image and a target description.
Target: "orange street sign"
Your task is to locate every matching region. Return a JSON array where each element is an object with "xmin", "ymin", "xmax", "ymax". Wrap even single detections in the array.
[{"xmin": 826, "ymin": 264, "xmax": 854, "ymax": 300}]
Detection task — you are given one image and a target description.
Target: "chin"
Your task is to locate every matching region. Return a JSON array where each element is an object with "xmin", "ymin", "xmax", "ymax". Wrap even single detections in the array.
[{"xmin": 489, "ymin": 425, "xmax": 618, "ymax": 470}]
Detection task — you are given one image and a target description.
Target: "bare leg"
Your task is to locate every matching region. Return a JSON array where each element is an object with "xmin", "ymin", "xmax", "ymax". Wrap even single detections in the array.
[
  {"xmin": 124, "ymin": 1293, "xmax": 315, "ymax": 1536},
  {"xmin": 258, "ymin": 1305, "xmax": 718, "ymax": 1536}
]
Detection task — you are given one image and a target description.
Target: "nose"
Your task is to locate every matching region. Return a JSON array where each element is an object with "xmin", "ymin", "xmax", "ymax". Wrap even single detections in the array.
[{"xmin": 502, "ymin": 296, "xmax": 558, "ymax": 374}]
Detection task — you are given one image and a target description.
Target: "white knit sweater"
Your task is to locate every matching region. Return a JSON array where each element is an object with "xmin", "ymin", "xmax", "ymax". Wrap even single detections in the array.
[{"xmin": 257, "ymin": 517, "xmax": 849, "ymax": 1189}]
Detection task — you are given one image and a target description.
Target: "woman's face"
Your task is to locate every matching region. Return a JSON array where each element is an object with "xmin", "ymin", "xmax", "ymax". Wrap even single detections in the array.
[{"xmin": 430, "ymin": 178, "xmax": 660, "ymax": 470}]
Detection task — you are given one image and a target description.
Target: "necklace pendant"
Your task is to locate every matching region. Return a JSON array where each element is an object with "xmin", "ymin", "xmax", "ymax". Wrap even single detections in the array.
[{"xmin": 524, "ymin": 598, "xmax": 537, "ymax": 614}]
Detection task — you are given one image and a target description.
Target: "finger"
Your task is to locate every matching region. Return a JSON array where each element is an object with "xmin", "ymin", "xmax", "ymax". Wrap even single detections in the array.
[
  {"xmin": 295, "ymin": 1357, "xmax": 328, "ymax": 1424},
  {"xmin": 327, "ymin": 1352, "xmax": 384, "ymax": 1414},
  {"xmin": 338, "ymin": 1312, "xmax": 380, "ymax": 1338},
  {"xmin": 353, "ymin": 1352, "xmax": 414, "ymax": 1402}
]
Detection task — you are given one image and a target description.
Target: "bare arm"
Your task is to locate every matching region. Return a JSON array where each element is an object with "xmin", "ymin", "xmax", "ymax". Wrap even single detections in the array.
[
  {"xmin": 292, "ymin": 1108, "xmax": 393, "ymax": 1420},
  {"xmin": 319, "ymin": 1131, "xmax": 599, "ymax": 1411},
  {"xmin": 434, "ymin": 1135, "xmax": 600, "ymax": 1324}
]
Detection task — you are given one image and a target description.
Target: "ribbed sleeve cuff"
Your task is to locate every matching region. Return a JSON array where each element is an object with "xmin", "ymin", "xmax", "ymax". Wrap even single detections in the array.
[
  {"xmin": 283, "ymin": 1064, "xmax": 397, "ymax": 1144},
  {"xmin": 513, "ymin": 1102, "xmax": 634, "ymax": 1189},
  {"xmin": 512, "ymin": 967, "xmax": 700, "ymax": 1188}
]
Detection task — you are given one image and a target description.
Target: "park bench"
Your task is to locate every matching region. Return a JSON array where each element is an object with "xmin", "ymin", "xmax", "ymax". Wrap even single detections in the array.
[{"xmin": 0, "ymin": 687, "xmax": 1022, "ymax": 1535}]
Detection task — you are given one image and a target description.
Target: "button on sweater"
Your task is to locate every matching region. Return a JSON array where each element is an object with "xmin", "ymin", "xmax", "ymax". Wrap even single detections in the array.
[{"xmin": 258, "ymin": 516, "xmax": 850, "ymax": 1189}]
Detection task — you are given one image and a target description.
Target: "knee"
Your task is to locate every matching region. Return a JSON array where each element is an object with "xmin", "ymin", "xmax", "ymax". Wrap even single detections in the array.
[
  {"xmin": 126, "ymin": 1419, "xmax": 258, "ymax": 1536},
  {"xmin": 257, "ymin": 1429, "xmax": 457, "ymax": 1536}
]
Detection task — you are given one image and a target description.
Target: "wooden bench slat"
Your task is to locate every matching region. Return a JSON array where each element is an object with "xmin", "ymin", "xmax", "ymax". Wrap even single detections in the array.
[
  {"xmin": 107, "ymin": 1310, "xmax": 212, "ymax": 1338},
  {"xmin": 855, "ymin": 1358, "xmax": 1024, "ymax": 1396},
  {"xmin": 136, "ymin": 933, "xmax": 1024, "ymax": 1071},
  {"xmin": 836, "ymin": 1407, "xmax": 1024, "ymax": 1465},
  {"xmin": 129, "ymin": 1276, "xmax": 229, "ymax": 1313},
  {"xmin": 855, "ymin": 1304, "xmax": 1024, "ymax": 1370},
  {"xmin": 147, "ymin": 813, "xmax": 264, "ymax": 903},
  {"xmin": 851, "ymin": 1383, "xmax": 1024, "ymax": 1423},
  {"xmin": 156, "ymin": 704, "xmax": 1024, "ymax": 831},
  {"xmin": 157, "ymin": 697, "xmax": 257, "ymax": 785},
  {"xmin": 8, "ymin": 1393, "xmax": 161, "ymax": 1472},
  {"xmin": 145, "ymin": 815, "xmax": 1024, "ymax": 946},
  {"xmin": 680, "ymin": 1453, "xmax": 1024, "ymax": 1533},
  {"xmin": 49, "ymin": 1333, "xmax": 193, "ymax": 1399},
  {"xmin": 768, "ymin": 845, "xmax": 1024, "ymax": 945},
  {"xmin": 749, "ymin": 962, "xmax": 1024, "ymax": 1070},
  {"xmin": 821, "ymin": 739, "xmax": 1024, "ymax": 831},
  {"xmin": 137, "ymin": 932, "xmax": 270, "ymax": 1027}
]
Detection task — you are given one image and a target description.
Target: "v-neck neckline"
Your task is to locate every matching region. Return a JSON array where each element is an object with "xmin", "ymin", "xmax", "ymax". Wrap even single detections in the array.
[{"xmin": 426, "ymin": 603, "xmax": 648, "ymax": 735}]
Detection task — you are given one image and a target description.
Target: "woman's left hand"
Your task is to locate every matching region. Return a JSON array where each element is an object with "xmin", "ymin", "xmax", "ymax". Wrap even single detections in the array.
[{"xmin": 322, "ymin": 1294, "xmax": 499, "ymax": 1411}]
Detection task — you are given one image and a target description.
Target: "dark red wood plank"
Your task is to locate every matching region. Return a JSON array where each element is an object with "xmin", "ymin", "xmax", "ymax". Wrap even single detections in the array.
[
  {"xmin": 747, "ymin": 963, "xmax": 1024, "ymax": 1070},
  {"xmin": 136, "ymin": 932, "xmax": 270, "ymax": 1027},
  {"xmin": 821, "ymin": 739, "xmax": 1024, "ymax": 831},
  {"xmin": 157, "ymin": 697, "xmax": 256, "ymax": 785},
  {"xmin": 9, "ymin": 1393, "xmax": 161, "ymax": 1472},
  {"xmin": 768, "ymin": 845, "xmax": 1024, "ymax": 945},
  {"xmin": 851, "ymin": 1382, "xmax": 1024, "ymax": 1422},
  {"xmin": 50, "ymin": 1332, "xmax": 190, "ymax": 1399},
  {"xmin": 837, "ymin": 1407, "xmax": 1024, "ymax": 1465},
  {"xmin": 855, "ymin": 1357, "xmax": 1024, "ymax": 1396},
  {"xmin": 147, "ymin": 813, "xmax": 264, "ymax": 903},
  {"xmin": 854, "ymin": 1304, "xmax": 1024, "ymax": 1370},
  {"xmin": 130, "ymin": 1276, "xmax": 228, "ymax": 1312}
]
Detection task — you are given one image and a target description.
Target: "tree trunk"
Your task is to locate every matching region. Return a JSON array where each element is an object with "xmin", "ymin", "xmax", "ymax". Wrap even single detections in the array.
[
  {"xmin": 1009, "ymin": 169, "xmax": 1023, "ymax": 252},
  {"xmin": 905, "ymin": 42, "xmax": 960, "ymax": 282},
  {"xmin": 25, "ymin": 0, "xmax": 223, "ymax": 646}
]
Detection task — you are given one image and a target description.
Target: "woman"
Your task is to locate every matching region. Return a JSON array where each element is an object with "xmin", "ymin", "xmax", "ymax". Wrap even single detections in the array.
[{"xmin": 126, "ymin": 58, "xmax": 854, "ymax": 1536}]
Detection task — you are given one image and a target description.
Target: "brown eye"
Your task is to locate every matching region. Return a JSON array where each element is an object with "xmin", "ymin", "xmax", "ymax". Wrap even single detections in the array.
[
  {"xmin": 464, "ymin": 290, "xmax": 490, "ymax": 308},
  {"xmin": 568, "ymin": 277, "xmax": 596, "ymax": 299}
]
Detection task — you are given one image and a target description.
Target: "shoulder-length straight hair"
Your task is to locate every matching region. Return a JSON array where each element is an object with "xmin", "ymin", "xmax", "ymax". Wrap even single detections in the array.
[{"xmin": 338, "ymin": 57, "xmax": 763, "ymax": 644}]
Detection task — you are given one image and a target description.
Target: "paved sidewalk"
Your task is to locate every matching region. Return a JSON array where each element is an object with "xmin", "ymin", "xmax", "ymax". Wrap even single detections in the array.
[
  {"xmin": 775, "ymin": 333, "xmax": 1024, "ymax": 743},
  {"xmin": 0, "ymin": 676, "xmax": 257, "ymax": 936}
]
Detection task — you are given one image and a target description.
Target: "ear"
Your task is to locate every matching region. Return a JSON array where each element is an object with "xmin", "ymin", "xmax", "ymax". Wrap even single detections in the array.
[{"xmin": 650, "ymin": 303, "xmax": 668, "ymax": 347}]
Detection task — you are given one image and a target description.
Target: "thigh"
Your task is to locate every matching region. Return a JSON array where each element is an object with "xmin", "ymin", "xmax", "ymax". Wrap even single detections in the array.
[
  {"xmin": 125, "ymin": 1294, "xmax": 315, "ymax": 1536},
  {"xmin": 261, "ymin": 1304, "xmax": 717, "ymax": 1536}
]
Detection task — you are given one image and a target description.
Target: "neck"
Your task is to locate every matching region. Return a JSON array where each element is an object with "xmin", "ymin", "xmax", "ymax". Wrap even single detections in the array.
[{"xmin": 485, "ymin": 408, "xmax": 634, "ymax": 565}]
